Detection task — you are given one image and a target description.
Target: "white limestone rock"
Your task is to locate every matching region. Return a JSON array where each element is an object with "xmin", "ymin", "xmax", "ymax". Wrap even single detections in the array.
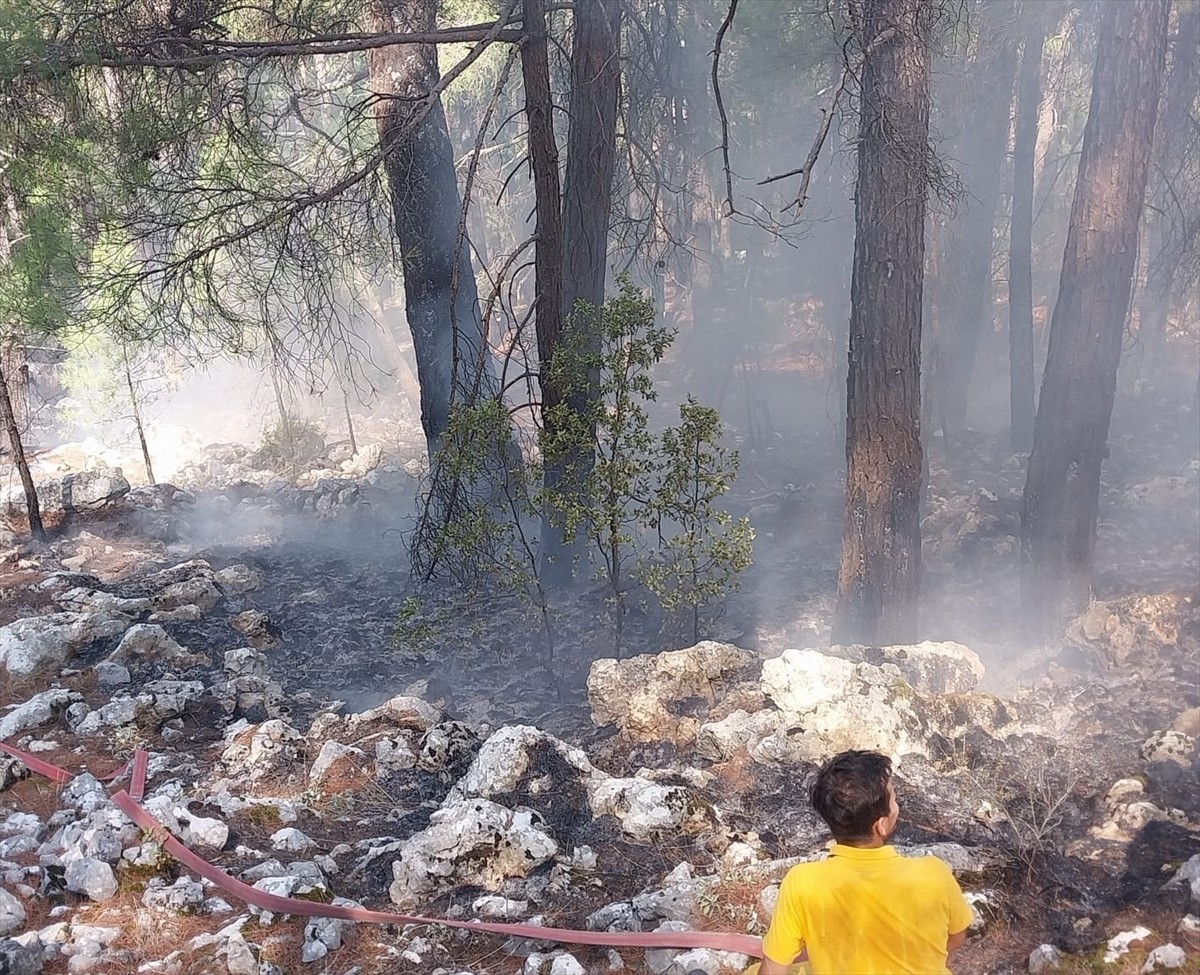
[
  {"xmin": 142, "ymin": 877, "xmax": 206, "ymax": 915},
  {"xmin": 270, "ymin": 828, "xmax": 314, "ymax": 853},
  {"xmin": 824, "ymin": 640, "xmax": 985, "ymax": 694},
  {"xmin": 664, "ymin": 947, "xmax": 750, "ymax": 975},
  {"xmin": 587, "ymin": 777, "xmax": 701, "ymax": 841},
  {"xmin": 695, "ymin": 709, "xmax": 799, "ymax": 764},
  {"xmin": 374, "ymin": 736, "xmax": 418, "ymax": 772},
  {"xmin": 388, "ymin": 799, "xmax": 557, "ymax": 907},
  {"xmin": 1142, "ymin": 945, "xmax": 1187, "ymax": 972},
  {"xmin": 587, "ymin": 641, "xmax": 759, "ymax": 743},
  {"xmin": 0, "ymin": 938, "xmax": 42, "ymax": 974},
  {"xmin": 214, "ymin": 564, "xmax": 262, "ymax": 595},
  {"xmin": 309, "ymin": 741, "xmax": 367, "ymax": 788},
  {"xmin": 449, "ymin": 725, "xmax": 596, "ymax": 802},
  {"xmin": 93, "ymin": 661, "xmax": 131, "ymax": 687},
  {"xmin": 1166, "ymin": 854, "xmax": 1200, "ymax": 904},
  {"xmin": 219, "ymin": 719, "xmax": 304, "ymax": 784},
  {"xmin": 0, "ymin": 613, "xmax": 130, "ymax": 677},
  {"xmin": 761, "ymin": 648, "xmax": 1012, "ymax": 761},
  {"xmin": 1028, "ymin": 944, "xmax": 1063, "ymax": 974},
  {"xmin": 0, "ymin": 888, "xmax": 26, "ymax": 936},
  {"xmin": 350, "ymin": 693, "xmax": 440, "ymax": 730},
  {"xmin": 0, "ymin": 689, "xmax": 81, "ymax": 740},
  {"xmin": 223, "ymin": 647, "xmax": 268, "ymax": 679},
  {"xmin": 1141, "ymin": 730, "xmax": 1196, "ymax": 767},
  {"xmin": 105, "ymin": 624, "xmax": 208, "ymax": 669},
  {"xmin": 549, "ymin": 955, "xmax": 585, "ymax": 975},
  {"xmin": 177, "ymin": 809, "xmax": 229, "ymax": 850},
  {"xmin": 64, "ymin": 858, "xmax": 117, "ymax": 902},
  {"xmin": 1105, "ymin": 927, "xmax": 1152, "ymax": 965}
]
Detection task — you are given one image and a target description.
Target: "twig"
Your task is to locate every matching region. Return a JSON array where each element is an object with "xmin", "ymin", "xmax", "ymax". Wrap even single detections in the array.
[
  {"xmin": 710, "ymin": 0, "xmax": 740, "ymax": 217},
  {"xmin": 758, "ymin": 26, "xmax": 896, "ymax": 212},
  {"xmin": 110, "ymin": 11, "xmax": 514, "ymax": 291}
]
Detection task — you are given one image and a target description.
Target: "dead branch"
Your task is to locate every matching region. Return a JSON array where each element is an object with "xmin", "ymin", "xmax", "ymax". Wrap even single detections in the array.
[
  {"xmin": 108, "ymin": 13, "xmax": 515, "ymax": 293},
  {"xmin": 710, "ymin": 0, "xmax": 740, "ymax": 217},
  {"xmin": 31, "ymin": 23, "xmax": 525, "ymax": 74},
  {"xmin": 758, "ymin": 26, "xmax": 896, "ymax": 213}
]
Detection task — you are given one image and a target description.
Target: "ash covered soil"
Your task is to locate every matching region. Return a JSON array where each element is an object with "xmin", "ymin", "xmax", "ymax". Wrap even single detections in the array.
[{"xmin": 0, "ymin": 402, "xmax": 1198, "ymax": 975}]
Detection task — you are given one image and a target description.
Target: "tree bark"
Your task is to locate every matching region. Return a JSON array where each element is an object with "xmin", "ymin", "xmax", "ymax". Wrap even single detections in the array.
[
  {"xmin": 561, "ymin": 0, "xmax": 621, "ymax": 322},
  {"xmin": 933, "ymin": 2, "xmax": 1018, "ymax": 440},
  {"xmin": 831, "ymin": 0, "xmax": 930, "ymax": 646},
  {"xmin": 0, "ymin": 353, "xmax": 45, "ymax": 542},
  {"xmin": 532, "ymin": 0, "xmax": 622, "ymax": 580},
  {"xmin": 1020, "ymin": 0, "xmax": 1169, "ymax": 634},
  {"xmin": 1137, "ymin": 1, "xmax": 1200, "ymax": 373},
  {"xmin": 1008, "ymin": 15, "xmax": 1044, "ymax": 453},
  {"xmin": 519, "ymin": 0, "xmax": 572, "ymax": 577},
  {"xmin": 369, "ymin": 0, "xmax": 492, "ymax": 461},
  {"xmin": 123, "ymin": 351, "xmax": 156, "ymax": 484}
]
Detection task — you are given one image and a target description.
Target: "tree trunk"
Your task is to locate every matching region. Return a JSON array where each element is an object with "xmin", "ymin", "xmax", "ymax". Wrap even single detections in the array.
[
  {"xmin": 934, "ymin": 4, "xmax": 1019, "ymax": 440},
  {"xmin": 831, "ymin": 0, "xmax": 930, "ymax": 646},
  {"xmin": 1020, "ymin": 0, "xmax": 1169, "ymax": 634},
  {"xmin": 0, "ymin": 353, "xmax": 44, "ymax": 542},
  {"xmin": 561, "ymin": 0, "xmax": 621, "ymax": 321},
  {"xmin": 1137, "ymin": 1, "xmax": 1200, "ymax": 375},
  {"xmin": 1008, "ymin": 15, "xmax": 1044, "ymax": 453},
  {"xmin": 123, "ymin": 351, "xmax": 156, "ymax": 484},
  {"xmin": 519, "ymin": 0, "xmax": 572, "ymax": 578},
  {"xmin": 533, "ymin": 0, "xmax": 622, "ymax": 580},
  {"xmin": 369, "ymin": 0, "xmax": 491, "ymax": 461}
]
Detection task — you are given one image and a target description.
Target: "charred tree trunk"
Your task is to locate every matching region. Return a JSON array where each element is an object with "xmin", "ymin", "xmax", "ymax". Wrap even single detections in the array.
[
  {"xmin": 1020, "ymin": 0, "xmax": 1169, "ymax": 634},
  {"xmin": 831, "ymin": 0, "xmax": 931, "ymax": 646},
  {"xmin": 0, "ymin": 353, "xmax": 44, "ymax": 542},
  {"xmin": 534, "ymin": 0, "xmax": 622, "ymax": 580},
  {"xmin": 934, "ymin": 4, "xmax": 1019, "ymax": 441},
  {"xmin": 1008, "ymin": 16, "xmax": 1044, "ymax": 453},
  {"xmin": 561, "ymin": 0, "xmax": 621, "ymax": 320},
  {"xmin": 369, "ymin": 0, "xmax": 492, "ymax": 461},
  {"xmin": 519, "ymin": 0, "xmax": 571, "ymax": 577}
]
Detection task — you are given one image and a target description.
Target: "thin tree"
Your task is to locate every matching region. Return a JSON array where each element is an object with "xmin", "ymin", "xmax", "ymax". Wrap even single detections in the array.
[
  {"xmin": 0, "ymin": 187, "xmax": 45, "ymax": 541},
  {"xmin": 831, "ymin": 0, "xmax": 931, "ymax": 646},
  {"xmin": 0, "ymin": 352, "xmax": 44, "ymax": 542},
  {"xmin": 521, "ymin": 0, "xmax": 622, "ymax": 581},
  {"xmin": 932, "ymin": 0, "xmax": 1019, "ymax": 441},
  {"xmin": 1020, "ymin": 0, "xmax": 1170, "ymax": 633},
  {"xmin": 519, "ymin": 0, "xmax": 568, "ymax": 576},
  {"xmin": 1008, "ymin": 8, "xmax": 1045, "ymax": 453},
  {"xmin": 1137, "ymin": 2, "xmax": 1200, "ymax": 373},
  {"xmin": 122, "ymin": 346, "xmax": 155, "ymax": 484}
]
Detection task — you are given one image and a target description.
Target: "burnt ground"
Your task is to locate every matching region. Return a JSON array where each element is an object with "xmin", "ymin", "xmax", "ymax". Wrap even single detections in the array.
[{"xmin": 0, "ymin": 377, "xmax": 1197, "ymax": 973}]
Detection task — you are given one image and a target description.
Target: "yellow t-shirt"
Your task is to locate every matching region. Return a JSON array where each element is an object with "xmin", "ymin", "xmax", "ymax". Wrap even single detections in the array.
[{"xmin": 761, "ymin": 844, "xmax": 975, "ymax": 975}]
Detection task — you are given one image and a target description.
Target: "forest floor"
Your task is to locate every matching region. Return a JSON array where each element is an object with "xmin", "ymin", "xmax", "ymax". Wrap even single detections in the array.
[{"xmin": 0, "ymin": 377, "xmax": 1197, "ymax": 975}]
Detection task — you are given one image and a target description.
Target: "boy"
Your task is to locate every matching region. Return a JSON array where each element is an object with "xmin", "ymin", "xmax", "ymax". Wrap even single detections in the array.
[{"xmin": 757, "ymin": 750, "xmax": 974, "ymax": 974}]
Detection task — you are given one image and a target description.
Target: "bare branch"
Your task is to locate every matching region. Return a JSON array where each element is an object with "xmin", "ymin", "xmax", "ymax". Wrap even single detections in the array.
[
  {"xmin": 30, "ymin": 23, "xmax": 525, "ymax": 74},
  {"xmin": 710, "ymin": 0, "xmax": 740, "ymax": 218},
  {"xmin": 758, "ymin": 26, "xmax": 896, "ymax": 214}
]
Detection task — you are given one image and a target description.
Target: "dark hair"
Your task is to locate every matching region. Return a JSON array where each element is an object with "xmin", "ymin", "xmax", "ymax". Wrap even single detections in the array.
[{"xmin": 810, "ymin": 750, "xmax": 893, "ymax": 841}]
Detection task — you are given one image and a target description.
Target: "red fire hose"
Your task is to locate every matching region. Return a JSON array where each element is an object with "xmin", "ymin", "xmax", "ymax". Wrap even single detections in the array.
[{"xmin": 0, "ymin": 739, "xmax": 763, "ymax": 956}]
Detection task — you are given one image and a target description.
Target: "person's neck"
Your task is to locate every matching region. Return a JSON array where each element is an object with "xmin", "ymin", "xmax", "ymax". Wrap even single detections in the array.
[{"xmin": 835, "ymin": 835, "xmax": 888, "ymax": 850}]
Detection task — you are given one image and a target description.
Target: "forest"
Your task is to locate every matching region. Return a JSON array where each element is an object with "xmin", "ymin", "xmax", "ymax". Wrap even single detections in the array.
[{"xmin": 0, "ymin": 1, "xmax": 1198, "ymax": 974}]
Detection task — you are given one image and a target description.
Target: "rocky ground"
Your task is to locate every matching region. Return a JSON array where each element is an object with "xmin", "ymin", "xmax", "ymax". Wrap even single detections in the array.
[{"xmin": 0, "ymin": 397, "xmax": 1197, "ymax": 975}]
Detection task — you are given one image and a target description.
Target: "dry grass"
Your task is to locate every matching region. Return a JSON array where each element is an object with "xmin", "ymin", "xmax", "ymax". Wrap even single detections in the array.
[{"xmin": 692, "ymin": 872, "xmax": 772, "ymax": 938}]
